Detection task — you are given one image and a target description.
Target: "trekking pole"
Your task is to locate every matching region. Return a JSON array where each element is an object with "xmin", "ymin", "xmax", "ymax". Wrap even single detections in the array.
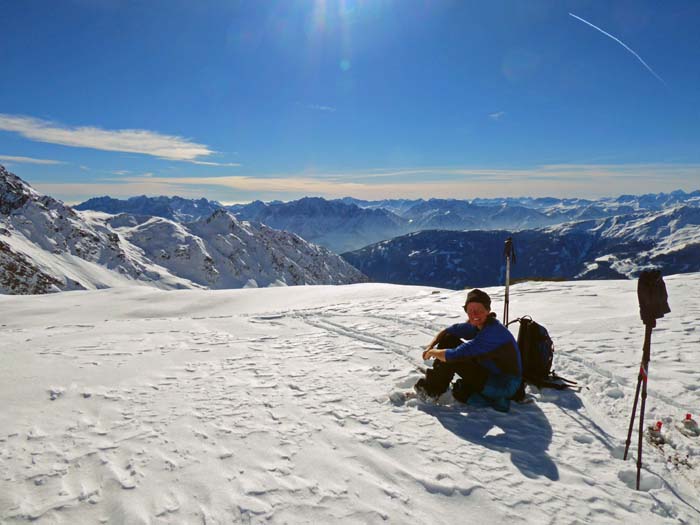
[
  {"xmin": 635, "ymin": 324, "xmax": 653, "ymax": 491},
  {"xmin": 503, "ymin": 237, "xmax": 516, "ymax": 324},
  {"xmin": 622, "ymin": 270, "xmax": 670, "ymax": 490},
  {"xmin": 623, "ymin": 337, "xmax": 646, "ymax": 460}
]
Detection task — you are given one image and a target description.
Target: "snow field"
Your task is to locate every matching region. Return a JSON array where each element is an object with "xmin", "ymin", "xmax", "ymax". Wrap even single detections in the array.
[{"xmin": 0, "ymin": 277, "xmax": 699, "ymax": 524}]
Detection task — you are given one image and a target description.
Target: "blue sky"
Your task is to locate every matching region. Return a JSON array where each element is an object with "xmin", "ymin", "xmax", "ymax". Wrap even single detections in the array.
[{"xmin": 1, "ymin": 0, "xmax": 699, "ymax": 204}]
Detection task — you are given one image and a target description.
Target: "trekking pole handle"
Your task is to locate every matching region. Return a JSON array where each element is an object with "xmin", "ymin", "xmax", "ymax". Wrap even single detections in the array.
[{"xmin": 637, "ymin": 269, "xmax": 670, "ymax": 328}]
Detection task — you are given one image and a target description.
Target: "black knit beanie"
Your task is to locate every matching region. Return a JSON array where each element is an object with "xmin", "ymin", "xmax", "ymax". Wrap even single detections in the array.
[{"xmin": 465, "ymin": 289, "xmax": 491, "ymax": 310}]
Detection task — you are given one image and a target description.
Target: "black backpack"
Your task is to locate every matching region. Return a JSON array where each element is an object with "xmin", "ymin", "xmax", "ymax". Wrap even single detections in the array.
[{"xmin": 508, "ymin": 316, "xmax": 577, "ymax": 395}]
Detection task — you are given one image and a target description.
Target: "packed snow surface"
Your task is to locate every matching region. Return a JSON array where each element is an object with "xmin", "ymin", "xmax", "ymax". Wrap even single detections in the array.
[{"xmin": 1, "ymin": 275, "xmax": 699, "ymax": 523}]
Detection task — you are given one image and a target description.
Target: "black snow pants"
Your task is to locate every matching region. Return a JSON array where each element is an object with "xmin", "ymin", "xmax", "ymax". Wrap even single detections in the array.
[
  {"xmin": 419, "ymin": 359, "xmax": 489, "ymax": 401},
  {"xmin": 417, "ymin": 332, "xmax": 488, "ymax": 400}
]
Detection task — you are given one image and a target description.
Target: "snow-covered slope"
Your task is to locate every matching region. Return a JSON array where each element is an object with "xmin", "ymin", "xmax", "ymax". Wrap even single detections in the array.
[
  {"xmin": 105, "ymin": 209, "xmax": 367, "ymax": 289},
  {"xmin": 549, "ymin": 205, "xmax": 700, "ymax": 280},
  {"xmin": 0, "ymin": 165, "xmax": 176, "ymax": 293},
  {"xmin": 1, "ymin": 275, "xmax": 698, "ymax": 523},
  {"xmin": 0, "ymin": 167, "xmax": 367, "ymax": 294},
  {"xmin": 0, "ymin": 238, "xmax": 62, "ymax": 294}
]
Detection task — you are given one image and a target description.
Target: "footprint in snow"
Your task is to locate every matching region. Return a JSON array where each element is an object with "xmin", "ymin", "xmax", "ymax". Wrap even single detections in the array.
[
  {"xmin": 617, "ymin": 469, "xmax": 663, "ymax": 491},
  {"xmin": 48, "ymin": 387, "xmax": 65, "ymax": 401},
  {"xmin": 605, "ymin": 388, "xmax": 625, "ymax": 399}
]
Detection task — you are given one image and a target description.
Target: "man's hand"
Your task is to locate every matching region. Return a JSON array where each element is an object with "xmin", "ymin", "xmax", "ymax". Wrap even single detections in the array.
[
  {"xmin": 423, "ymin": 348, "xmax": 447, "ymax": 362},
  {"xmin": 422, "ymin": 343, "xmax": 434, "ymax": 360},
  {"xmin": 424, "ymin": 328, "xmax": 448, "ymax": 360}
]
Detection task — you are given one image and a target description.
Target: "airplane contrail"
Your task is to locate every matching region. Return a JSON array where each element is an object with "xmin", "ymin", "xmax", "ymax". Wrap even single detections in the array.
[{"xmin": 569, "ymin": 12, "xmax": 666, "ymax": 86}]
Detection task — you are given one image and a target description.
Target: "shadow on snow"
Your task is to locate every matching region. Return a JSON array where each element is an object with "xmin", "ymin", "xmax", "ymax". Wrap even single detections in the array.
[{"xmin": 418, "ymin": 389, "xmax": 586, "ymax": 481}]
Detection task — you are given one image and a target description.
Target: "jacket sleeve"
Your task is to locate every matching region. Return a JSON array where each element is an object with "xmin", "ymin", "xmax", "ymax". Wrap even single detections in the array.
[
  {"xmin": 444, "ymin": 324, "xmax": 508, "ymax": 361},
  {"xmin": 445, "ymin": 323, "xmax": 478, "ymax": 341}
]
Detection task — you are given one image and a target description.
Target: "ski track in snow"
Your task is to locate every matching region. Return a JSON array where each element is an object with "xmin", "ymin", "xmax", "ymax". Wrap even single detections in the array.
[{"xmin": 0, "ymin": 278, "xmax": 699, "ymax": 523}]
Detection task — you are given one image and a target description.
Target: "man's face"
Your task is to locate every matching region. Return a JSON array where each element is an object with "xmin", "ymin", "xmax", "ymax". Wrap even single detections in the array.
[{"xmin": 465, "ymin": 302, "xmax": 489, "ymax": 329}]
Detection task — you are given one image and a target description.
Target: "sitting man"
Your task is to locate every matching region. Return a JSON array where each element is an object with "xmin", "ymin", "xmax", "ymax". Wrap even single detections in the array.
[{"xmin": 415, "ymin": 289, "xmax": 522, "ymax": 412}]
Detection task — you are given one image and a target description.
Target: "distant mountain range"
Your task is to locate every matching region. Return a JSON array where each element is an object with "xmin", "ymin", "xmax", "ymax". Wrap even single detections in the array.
[
  {"xmin": 0, "ymin": 166, "xmax": 367, "ymax": 294},
  {"xmin": 78, "ymin": 191, "xmax": 700, "ymax": 253},
  {"xmin": 76, "ymin": 195, "xmax": 223, "ymax": 222},
  {"xmin": 342, "ymin": 205, "xmax": 700, "ymax": 289},
  {"xmin": 13, "ymin": 165, "xmax": 699, "ymax": 293},
  {"xmin": 228, "ymin": 197, "xmax": 408, "ymax": 253}
]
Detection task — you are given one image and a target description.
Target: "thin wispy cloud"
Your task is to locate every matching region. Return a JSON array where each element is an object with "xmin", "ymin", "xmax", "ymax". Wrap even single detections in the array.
[
  {"xmin": 569, "ymin": 13, "xmax": 666, "ymax": 86},
  {"xmin": 307, "ymin": 104, "xmax": 336, "ymax": 112},
  {"xmin": 0, "ymin": 114, "xmax": 221, "ymax": 162},
  {"xmin": 489, "ymin": 111, "xmax": 506, "ymax": 121},
  {"xmin": 35, "ymin": 162, "xmax": 699, "ymax": 204},
  {"xmin": 80, "ymin": 163, "xmax": 695, "ymax": 198},
  {"xmin": 0, "ymin": 154, "xmax": 64, "ymax": 165},
  {"xmin": 188, "ymin": 160, "xmax": 242, "ymax": 167},
  {"xmin": 277, "ymin": 164, "xmax": 669, "ymax": 183}
]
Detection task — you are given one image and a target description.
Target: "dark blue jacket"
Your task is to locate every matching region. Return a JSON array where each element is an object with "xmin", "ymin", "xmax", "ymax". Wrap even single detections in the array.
[{"xmin": 444, "ymin": 315, "xmax": 522, "ymax": 378}]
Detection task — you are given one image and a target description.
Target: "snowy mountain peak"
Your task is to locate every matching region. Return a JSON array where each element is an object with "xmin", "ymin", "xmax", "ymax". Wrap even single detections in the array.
[
  {"xmin": 75, "ymin": 194, "xmax": 224, "ymax": 222},
  {"xmin": 202, "ymin": 207, "xmax": 237, "ymax": 225},
  {"xmin": 189, "ymin": 208, "xmax": 243, "ymax": 235},
  {"xmin": 1, "ymin": 169, "xmax": 367, "ymax": 294},
  {"xmin": 0, "ymin": 164, "xmax": 40, "ymax": 214}
]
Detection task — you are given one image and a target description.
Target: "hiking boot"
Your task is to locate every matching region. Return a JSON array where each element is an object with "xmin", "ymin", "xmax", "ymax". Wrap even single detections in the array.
[
  {"xmin": 414, "ymin": 379, "xmax": 439, "ymax": 402},
  {"xmin": 452, "ymin": 379, "xmax": 473, "ymax": 403}
]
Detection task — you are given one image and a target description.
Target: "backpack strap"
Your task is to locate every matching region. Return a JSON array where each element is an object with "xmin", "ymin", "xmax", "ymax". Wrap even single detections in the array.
[{"xmin": 506, "ymin": 315, "xmax": 531, "ymax": 327}]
